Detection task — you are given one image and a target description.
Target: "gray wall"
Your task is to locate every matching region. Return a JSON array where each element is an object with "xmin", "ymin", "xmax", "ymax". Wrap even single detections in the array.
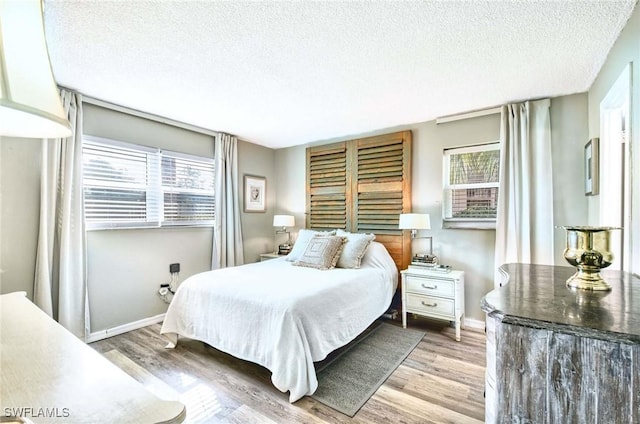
[
  {"xmin": 0, "ymin": 137, "xmax": 41, "ymax": 299},
  {"xmin": 274, "ymin": 95, "xmax": 588, "ymax": 321},
  {"xmin": 0, "ymin": 104, "xmax": 277, "ymax": 334},
  {"xmin": 550, "ymin": 94, "xmax": 590, "ymax": 265},
  {"xmin": 0, "ymin": 95, "xmax": 592, "ymax": 329},
  {"xmin": 238, "ymin": 140, "xmax": 277, "ymax": 263},
  {"xmin": 587, "ymin": 5, "xmax": 639, "ymax": 274},
  {"xmin": 84, "ymin": 104, "xmax": 278, "ymax": 331},
  {"xmin": 274, "ymin": 144, "xmax": 307, "ymax": 235},
  {"xmin": 81, "ymin": 104, "xmax": 217, "ymax": 332}
]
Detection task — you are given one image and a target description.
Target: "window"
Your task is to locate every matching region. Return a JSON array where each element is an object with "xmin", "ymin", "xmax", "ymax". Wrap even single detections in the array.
[
  {"xmin": 443, "ymin": 142, "xmax": 500, "ymax": 229},
  {"xmin": 161, "ymin": 152, "xmax": 215, "ymax": 225},
  {"xmin": 82, "ymin": 135, "xmax": 214, "ymax": 229}
]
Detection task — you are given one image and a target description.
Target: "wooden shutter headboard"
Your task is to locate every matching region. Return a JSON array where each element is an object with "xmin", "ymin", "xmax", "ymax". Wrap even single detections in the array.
[
  {"xmin": 307, "ymin": 142, "xmax": 348, "ymax": 230},
  {"xmin": 306, "ymin": 130, "xmax": 412, "ymax": 272}
]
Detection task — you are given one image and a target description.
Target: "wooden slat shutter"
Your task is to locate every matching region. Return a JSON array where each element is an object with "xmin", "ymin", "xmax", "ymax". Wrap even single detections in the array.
[
  {"xmin": 306, "ymin": 131, "xmax": 412, "ymax": 271},
  {"xmin": 352, "ymin": 131, "xmax": 412, "ymax": 269},
  {"xmin": 306, "ymin": 142, "xmax": 350, "ymax": 231}
]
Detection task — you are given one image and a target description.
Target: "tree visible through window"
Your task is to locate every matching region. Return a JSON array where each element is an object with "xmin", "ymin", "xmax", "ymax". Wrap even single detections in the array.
[{"xmin": 443, "ymin": 142, "xmax": 500, "ymax": 228}]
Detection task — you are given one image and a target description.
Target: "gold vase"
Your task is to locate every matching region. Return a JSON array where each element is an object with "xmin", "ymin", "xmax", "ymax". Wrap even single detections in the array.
[{"xmin": 561, "ymin": 226, "xmax": 619, "ymax": 291}]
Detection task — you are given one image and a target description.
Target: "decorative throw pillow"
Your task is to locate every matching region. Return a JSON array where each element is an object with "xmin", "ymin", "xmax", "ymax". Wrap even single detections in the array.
[
  {"xmin": 293, "ymin": 235, "xmax": 347, "ymax": 270},
  {"xmin": 335, "ymin": 229, "xmax": 376, "ymax": 269},
  {"xmin": 286, "ymin": 229, "xmax": 336, "ymax": 262}
]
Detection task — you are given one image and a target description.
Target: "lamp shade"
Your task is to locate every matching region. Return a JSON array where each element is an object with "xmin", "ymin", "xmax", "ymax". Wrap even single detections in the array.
[
  {"xmin": 0, "ymin": 0, "xmax": 72, "ymax": 138},
  {"xmin": 273, "ymin": 215, "xmax": 295, "ymax": 227},
  {"xmin": 399, "ymin": 213, "xmax": 431, "ymax": 230}
]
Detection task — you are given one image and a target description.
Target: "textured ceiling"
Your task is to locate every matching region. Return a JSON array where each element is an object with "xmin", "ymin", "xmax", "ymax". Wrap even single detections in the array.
[{"xmin": 44, "ymin": 1, "xmax": 636, "ymax": 149}]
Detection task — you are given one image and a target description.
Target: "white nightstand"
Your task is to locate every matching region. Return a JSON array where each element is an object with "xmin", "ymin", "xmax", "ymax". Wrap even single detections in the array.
[
  {"xmin": 259, "ymin": 253, "xmax": 284, "ymax": 262},
  {"xmin": 401, "ymin": 267, "xmax": 465, "ymax": 341}
]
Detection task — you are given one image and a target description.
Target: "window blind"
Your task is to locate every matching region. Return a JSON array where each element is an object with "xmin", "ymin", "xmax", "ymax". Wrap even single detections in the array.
[
  {"xmin": 83, "ymin": 138, "xmax": 160, "ymax": 228},
  {"xmin": 161, "ymin": 152, "xmax": 214, "ymax": 225},
  {"xmin": 82, "ymin": 136, "xmax": 214, "ymax": 229}
]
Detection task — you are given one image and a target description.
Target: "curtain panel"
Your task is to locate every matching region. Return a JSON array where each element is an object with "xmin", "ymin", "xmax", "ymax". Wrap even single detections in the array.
[
  {"xmin": 34, "ymin": 89, "xmax": 89, "ymax": 339},
  {"xmin": 494, "ymin": 99, "xmax": 554, "ymax": 287},
  {"xmin": 212, "ymin": 133, "xmax": 244, "ymax": 269}
]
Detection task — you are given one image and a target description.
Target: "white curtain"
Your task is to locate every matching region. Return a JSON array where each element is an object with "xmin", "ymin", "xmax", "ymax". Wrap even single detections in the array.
[
  {"xmin": 494, "ymin": 99, "xmax": 554, "ymax": 287},
  {"xmin": 34, "ymin": 89, "xmax": 89, "ymax": 339},
  {"xmin": 212, "ymin": 133, "xmax": 244, "ymax": 269}
]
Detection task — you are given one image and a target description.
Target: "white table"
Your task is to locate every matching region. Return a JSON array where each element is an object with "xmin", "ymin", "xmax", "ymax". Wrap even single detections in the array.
[
  {"xmin": 0, "ymin": 292, "xmax": 185, "ymax": 423},
  {"xmin": 259, "ymin": 253, "xmax": 285, "ymax": 261}
]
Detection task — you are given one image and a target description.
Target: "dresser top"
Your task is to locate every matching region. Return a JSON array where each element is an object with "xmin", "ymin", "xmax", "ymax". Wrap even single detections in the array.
[
  {"xmin": 1, "ymin": 292, "xmax": 186, "ymax": 423},
  {"xmin": 481, "ymin": 263, "xmax": 640, "ymax": 343}
]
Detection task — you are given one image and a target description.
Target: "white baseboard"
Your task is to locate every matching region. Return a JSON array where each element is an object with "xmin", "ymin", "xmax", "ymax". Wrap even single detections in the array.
[
  {"xmin": 463, "ymin": 317, "xmax": 485, "ymax": 330},
  {"xmin": 86, "ymin": 313, "xmax": 165, "ymax": 343}
]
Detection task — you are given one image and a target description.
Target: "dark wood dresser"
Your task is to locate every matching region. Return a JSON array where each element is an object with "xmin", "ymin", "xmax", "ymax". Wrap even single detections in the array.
[{"xmin": 481, "ymin": 263, "xmax": 640, "ymax": 423}]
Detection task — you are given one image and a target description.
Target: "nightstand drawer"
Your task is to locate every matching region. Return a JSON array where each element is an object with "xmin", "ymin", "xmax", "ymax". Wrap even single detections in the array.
[
  {"xmin": 405, "ymin": 276, "xmax": 454, "ymax": 298},
  {"xmin": 406, "ymin": 293, "xmax": 455, "ymax": 317},
  {"xmin": 260, "ymin": 253, "xmax": 283, "ymax": 262}
]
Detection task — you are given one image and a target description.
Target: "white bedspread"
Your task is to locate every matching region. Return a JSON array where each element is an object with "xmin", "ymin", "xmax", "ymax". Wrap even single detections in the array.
[{"xmin": 160, "ymin": 242, "xmax": 397, "ymax": 402}]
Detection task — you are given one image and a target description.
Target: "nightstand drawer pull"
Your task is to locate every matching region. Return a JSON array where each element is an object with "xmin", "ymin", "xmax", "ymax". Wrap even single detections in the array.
[
  {"xmin": 421, "ymin": 301, "xmax": 438, "ymax": 307},
  {"xmin": 421, "ymin": 283, "xmax": 437, "ymax": 290}
]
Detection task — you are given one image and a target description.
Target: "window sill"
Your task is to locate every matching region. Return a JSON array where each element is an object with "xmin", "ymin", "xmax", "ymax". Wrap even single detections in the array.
[{"xmin": 443, "ymin": 219, "xmax": 496, "ymax": 230}]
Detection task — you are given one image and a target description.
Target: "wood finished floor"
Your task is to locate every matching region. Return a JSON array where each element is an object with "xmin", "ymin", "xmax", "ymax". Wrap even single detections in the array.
[{"xmin": 90, "ymin": 319, "xmax": 486, "ymax": 424}]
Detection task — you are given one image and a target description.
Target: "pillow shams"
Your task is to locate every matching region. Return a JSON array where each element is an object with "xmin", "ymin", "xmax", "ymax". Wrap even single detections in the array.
[
  {"xmin": 293, "ymin": 235, "xmax": 347, "ymax": 270},
  {"xmin": 286, "ymin": 229, "xmax": 336, "ymax": 262},
  {"xmin": 335, "ymin": 229, "xmax": 376, "ymax": 269}
]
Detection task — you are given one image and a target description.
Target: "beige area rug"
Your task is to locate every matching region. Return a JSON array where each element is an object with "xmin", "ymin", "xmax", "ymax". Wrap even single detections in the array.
[{"xmin": 311, "ymin": 322, "xmax": 425, "ymax": 417}]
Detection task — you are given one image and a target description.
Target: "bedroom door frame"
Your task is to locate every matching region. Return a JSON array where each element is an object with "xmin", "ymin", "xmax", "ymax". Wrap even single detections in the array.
[{"xmin": 599, "ymin": 63, "xmax": 631, "ymax": 272}]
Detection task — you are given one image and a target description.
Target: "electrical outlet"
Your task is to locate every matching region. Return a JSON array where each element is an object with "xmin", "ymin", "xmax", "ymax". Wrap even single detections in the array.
[{"xmin": 170, "ymin": 263, "xmax": 180, "ymax": 273}]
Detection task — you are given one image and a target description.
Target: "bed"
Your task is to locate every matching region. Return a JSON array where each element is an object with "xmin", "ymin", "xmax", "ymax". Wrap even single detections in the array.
[{"xmin": 160, "ymin": 239, "xmax": 398, "ymax": 402}]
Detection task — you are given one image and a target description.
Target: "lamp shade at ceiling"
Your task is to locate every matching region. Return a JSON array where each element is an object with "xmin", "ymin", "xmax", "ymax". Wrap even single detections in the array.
[
  {"xmin": 398, "ymin": 213, "xmax": 431, "ymax": 230},
  {"xmin": 273, "ymin": 215, "xmax": 295, "ymax": 227},
  {"xmin": 0, "ymin": 0, "xmax": 72, "ymax": 138}
]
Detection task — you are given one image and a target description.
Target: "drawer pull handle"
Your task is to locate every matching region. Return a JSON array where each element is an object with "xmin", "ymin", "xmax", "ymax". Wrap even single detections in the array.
[
  {"xmin": 421, "ymin": 284, "xmax": 437, "ymax": 290},
  {"xmin": 421, "ymin": 301, "xmax": 438, "ymax": 307}
]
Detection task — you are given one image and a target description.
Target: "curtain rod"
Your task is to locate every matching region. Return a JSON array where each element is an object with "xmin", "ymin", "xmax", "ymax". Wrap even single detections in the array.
[
  {"xmin": 435, "ymin": 106, "xmax": 502, "ymax": 124},
  {"xmin": 59, "ymin": 86, "xmax": 220, "ymax": 137}
]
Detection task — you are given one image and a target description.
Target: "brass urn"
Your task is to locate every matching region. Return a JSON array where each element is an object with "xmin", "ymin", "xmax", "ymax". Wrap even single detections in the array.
[{"xmin": 561, "ymin": 226, "xmax": 619, "ymax": 291}]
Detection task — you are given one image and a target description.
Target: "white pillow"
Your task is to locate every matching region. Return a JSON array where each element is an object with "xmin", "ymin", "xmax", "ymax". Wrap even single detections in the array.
[
  {"xmin": 360, "ymin": 241, "xmax": 399, "ymax": 290},
  {"xmin": 335, "ymin": 229, "xmax": 376, "ymax": 269},
  {"xmin": 286, "ymin": 229, "xmax": 336, "ymax": 262},
  {"xmin": 292, "ymin": 235, "xmax": 347, "ymax": 270}
]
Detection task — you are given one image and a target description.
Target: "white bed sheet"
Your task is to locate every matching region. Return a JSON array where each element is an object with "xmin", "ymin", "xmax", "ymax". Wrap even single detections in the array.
[{"xmin": 160, "ymin": 242, "xmax": 397, "ymax": 402}]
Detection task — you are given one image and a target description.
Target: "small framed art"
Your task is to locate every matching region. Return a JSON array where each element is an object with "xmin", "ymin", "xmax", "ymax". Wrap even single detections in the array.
[
  {"xmin": 244, "ymin": 175, "xmax": 266, "ymax": 212},
  {"xmin": 585, "ymin": 138, "xmax": 599, "ymax": 196}
]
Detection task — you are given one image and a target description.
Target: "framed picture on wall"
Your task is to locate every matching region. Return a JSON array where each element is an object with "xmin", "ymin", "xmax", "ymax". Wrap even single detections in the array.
[
  {"xmin": 244, "ymin": 175, "xmax": 266, "ymax": 212},
  {"xmin": 585, "ymin": 138, "xmax": 599, "ymax": 196}
]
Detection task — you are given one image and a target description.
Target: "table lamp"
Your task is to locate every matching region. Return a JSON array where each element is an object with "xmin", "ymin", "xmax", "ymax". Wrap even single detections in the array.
[{"xmin": 399, "ymin": 213, "xmax": 435, "ymax": 262}]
